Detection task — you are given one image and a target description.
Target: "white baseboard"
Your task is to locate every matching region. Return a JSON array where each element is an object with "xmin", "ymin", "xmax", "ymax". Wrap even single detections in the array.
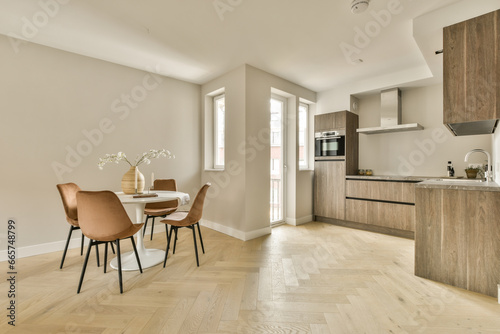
[
  {"xmin": 286, "ymin": 215, "xmax": 313, "ymax": 226},
  {"xmin": 0, "ymin": 224, "xmax": 160, "ymax": 262},
  {"xmin": 0, "ymin": 232, "xmax": 85, "ymax": 261},
  {"xmin": 200, "ymin": 219, "xmax": 271, "ymax": 241},
  {"xmin": 0, "ymin": 221, "xmax": 272, "ymax": 261}
]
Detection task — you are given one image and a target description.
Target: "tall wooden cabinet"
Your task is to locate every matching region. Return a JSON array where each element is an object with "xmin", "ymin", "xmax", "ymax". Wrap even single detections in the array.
[
  {"xmin": 443, "ymin": 10, "xmax": 500, "ymax": 127},
  {"xmin": 313, "ymin": 111, "xmax": 358, "ymax": 221}
]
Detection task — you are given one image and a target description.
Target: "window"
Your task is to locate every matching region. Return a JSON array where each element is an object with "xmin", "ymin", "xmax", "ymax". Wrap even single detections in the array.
[
  {"xmin": 271, "ymin": 158, "xmax": 280, "ymax": 175},
  {"xmin": 298, "ymin": 103, "xmax": 309, "ymax": 169},
  {"xmin": 214, "ymin": 94, "xmax": 225, "ymax": 169}
]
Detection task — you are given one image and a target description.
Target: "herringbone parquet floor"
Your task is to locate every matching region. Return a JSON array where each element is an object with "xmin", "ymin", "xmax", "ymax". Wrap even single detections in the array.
[{"xmin": 2, "ymin": 222, "xmax": 500, "ymax": 333}]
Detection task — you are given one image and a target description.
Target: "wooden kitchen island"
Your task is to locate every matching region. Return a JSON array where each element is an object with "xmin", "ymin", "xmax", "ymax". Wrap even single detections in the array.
[{"xmin": 415, "ymin": 180, "xmax": 500, "ymax": 298}]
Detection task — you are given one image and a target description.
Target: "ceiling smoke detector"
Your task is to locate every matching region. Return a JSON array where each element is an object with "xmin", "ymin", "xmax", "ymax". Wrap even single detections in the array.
[{"xmin": 351, "ymin": 0, "xmax": 370, "ymax": 14}]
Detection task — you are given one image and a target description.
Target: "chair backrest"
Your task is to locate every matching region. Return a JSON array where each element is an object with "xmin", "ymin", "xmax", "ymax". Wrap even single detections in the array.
[
  {"xmin": 185, "ymin": 183, "xmax": 211, "ymax": 224},
  {"xmin": 76, "ymin": 191, "xmax": 135, "ymax": 241},
  {"xmin": 145, "ymin": 179, "xmax": 178, "ymax": 209},
  {"xmin": 56, "ymin": 183, "xmax": 81, "ymax": 226}
]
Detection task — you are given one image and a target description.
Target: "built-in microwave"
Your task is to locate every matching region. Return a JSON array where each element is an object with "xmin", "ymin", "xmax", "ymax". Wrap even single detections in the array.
[{"xmin": 315, "ymin": 130, "xmax": 345, "ymax": 157}]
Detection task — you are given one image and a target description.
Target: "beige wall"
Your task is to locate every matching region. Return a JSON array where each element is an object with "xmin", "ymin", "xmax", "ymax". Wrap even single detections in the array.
[
  {"xmin": 356, "ymin": 85, "xmax": 492, "ymax": 176},
  {"xmin": 201, "ymin": 65, "xmax": 316, "ymax": 240},
  {"xmin": 0, "ymin": 38, "xmax": 201, "ymax": 256}
]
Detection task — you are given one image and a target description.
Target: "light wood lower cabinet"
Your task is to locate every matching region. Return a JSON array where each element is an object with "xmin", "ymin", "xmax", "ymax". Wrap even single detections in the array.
[
  {"xmin": 344, "ymin": 179, "xmax": 417, "ymax": 233},
  {"xmin": 346, "ymin": 180, "xmax": 415, "ymax": 203},
  {"xmin": 314, "ymin": 160, "xmax": 345, "ymax": 220},
  {"xmin": 415, "ymin": 187, "xmax": 500, "ymax": 298},
  {"xmin": 346, "ymin": 199, "xmax": 415, "ymax": 231}
]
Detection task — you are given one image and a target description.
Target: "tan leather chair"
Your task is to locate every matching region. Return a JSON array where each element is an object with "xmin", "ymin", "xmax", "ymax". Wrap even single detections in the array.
[
  {"xmin": 56, "ymin": 183, "xmax": 86, "ymax": 269},
  {"xmin": 57, "ymin": 183, "xmax": 114, "ymax": 269},
  {"xmin": 143, "ymin": 179, "xmax": 178, "ymax": 240},
  {"xmin": 161, "ymin": 183, "xmax": 210, "ymax": 267},
  {"xmin": 76, "ymin": 190, "xmax": 144, "ymax": 294}
]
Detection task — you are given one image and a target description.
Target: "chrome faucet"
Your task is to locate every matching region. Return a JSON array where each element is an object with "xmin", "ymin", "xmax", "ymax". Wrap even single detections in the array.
[{"xmin": 464, "ymin": 149, "xmax": 493, "ymax": 182}]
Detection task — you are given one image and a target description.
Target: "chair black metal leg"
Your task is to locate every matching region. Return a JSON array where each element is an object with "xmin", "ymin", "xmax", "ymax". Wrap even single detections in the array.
[
  {"xmin": 143, "ymin": 216, "xmax": 150, "ymax": 237},
  {"xmin": 110, "ymin": 241, "xmax": 115, "ymax": 254},
  {"xmin": 77, "ymin": 240, "xmax": 93, "ymax": 293},
  {"xmin": 191, "ymin": 225, "xmax": 200, "ymax": 267},
  {"xmin": 116, "ymin": 239, "xmax": 123, "ymax": 294},
  {"xmin": 150, "ymin": 217, "xmax": 155, "ymax": 240},
  {"xmin": 165, "ymin": 224, "xmax": 169, "ymax": 240},
  {"xmin": 130, "ymin": 236, "xmax": 143, "ymax": 273},
  {"xmin": 173, "ymin": 228, "xmax": 178, "ymax": 254},
  {"xmin": 104, "ymin": 242, "xmax": 108, "ymax": 273},
  {"xmin": 80, "ymin": 232, "xmax": 85, "ymax": 256},
  {"xmin": 163, "ymin": 225, "xmax": 174, "ymax": 267},
  {"xmin": 196, "ymin": 223, "xmax": 205, "ymax": 254},
  {"xmin": 95, "ymin": 243, "xmax": 100, "ymax": 267},
  {"xmin": 60, "ymin": 225, "xmax": 74, "ymax": 269}
]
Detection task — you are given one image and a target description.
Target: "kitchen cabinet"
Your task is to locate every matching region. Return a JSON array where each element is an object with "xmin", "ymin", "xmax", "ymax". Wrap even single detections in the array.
[
  {"xmin": 443, "ymin": 10, "xmax": 500, "ymax": 128},
  {"xmin": 314, "ymin": 111, "xmax": 346, "ymax": 132},
  {"xmin": 415, "ymin": 187, "xmax": 500, "ymax": 298},
  {"xmin": 345, "ymin": 199, "xmax": 415, "ymax": 232},
  {"xmin": 344, "ymin": 178, "xmax": 418, "ymax": 237},
  {"xmin": 345, "ymin": 180, "xmax": 415, "ymax": 203},
  {"xmin": 314, "ymin": 160, "xmax": 345, "ymax": 220}
]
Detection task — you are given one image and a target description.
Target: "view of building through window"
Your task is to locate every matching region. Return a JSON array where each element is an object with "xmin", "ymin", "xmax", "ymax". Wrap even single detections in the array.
[
  {"xmin": 214, "ymin": 94, "xmax": 225, "ymax": 168},
  {"xmin": 270, "ymin": 97, "xmax": 284, "ymax": 223},
  {"xmin": 298, "ymin": 103, "xmax": 308, "ymax": 169}
]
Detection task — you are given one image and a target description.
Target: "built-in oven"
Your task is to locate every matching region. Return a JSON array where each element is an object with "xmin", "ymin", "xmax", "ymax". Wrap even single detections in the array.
[{"xmin": 315, "ymin": 130, "xmax": 345, "ymax": 158}]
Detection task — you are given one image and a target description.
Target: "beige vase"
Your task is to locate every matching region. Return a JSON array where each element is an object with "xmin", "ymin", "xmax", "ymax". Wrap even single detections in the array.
[{"xmin": 121, "ymin": 166, "xmax": 145, "ymax": 194}]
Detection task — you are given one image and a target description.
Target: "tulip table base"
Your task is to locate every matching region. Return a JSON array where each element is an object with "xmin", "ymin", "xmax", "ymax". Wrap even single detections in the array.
[
  {"xmin": 110, "ymin": 200, "xmax": 165, "ymax": 271},
  {"xmin": 109, "ymin": 247, "xmax": 165, "ymax": 271}
]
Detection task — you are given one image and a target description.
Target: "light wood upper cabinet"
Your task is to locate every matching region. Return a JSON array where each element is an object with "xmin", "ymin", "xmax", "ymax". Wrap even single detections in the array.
[
  {"xmin": 314, "ymin": 111, "xmax": 347, "ymax": 132},
  {"xmin": 443, "ymin": 10, "xmax": 500, "ymax": 124},
  {"xmin": 314, "ymin": 160, "xmax": 345, "ymax": 220}
]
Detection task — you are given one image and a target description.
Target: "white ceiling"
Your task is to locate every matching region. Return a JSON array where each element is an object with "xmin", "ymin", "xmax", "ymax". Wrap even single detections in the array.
[{"xmin": 0, "ymin": 0, "xmax": 499, "ymax": 92}]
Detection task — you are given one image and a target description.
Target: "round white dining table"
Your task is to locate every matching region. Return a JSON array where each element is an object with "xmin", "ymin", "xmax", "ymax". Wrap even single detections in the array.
[{"xmin": 109, "ymin": 191, "xmax": 190, "ymax": 271}]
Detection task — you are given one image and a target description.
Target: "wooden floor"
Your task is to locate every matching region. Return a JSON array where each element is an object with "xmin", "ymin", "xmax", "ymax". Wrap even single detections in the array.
[{"xmin": 2, "ymin": 222, "xmax": 500, "ymax": 333}]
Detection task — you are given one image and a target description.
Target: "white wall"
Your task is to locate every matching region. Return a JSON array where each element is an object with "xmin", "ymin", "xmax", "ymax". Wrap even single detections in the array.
[
  {"xmin": 356, "ymin": 84, "xmax": 492, "ymax": 177},
  {"xmin": 0, "ymin": 38, "xmax": 201, "ymax": 256},
  {"xmin": 200, "ymin": 65, "xmax": 316, "ymax": 240}
]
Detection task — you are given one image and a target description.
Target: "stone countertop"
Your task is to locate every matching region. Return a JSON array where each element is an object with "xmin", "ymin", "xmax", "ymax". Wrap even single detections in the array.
[
  {"xmin": 345, "ymin": 175, "xmax": 500, "ymax": 191},
  {"xmin": 416, "ymin": 179, "xmax": 500, "ymax": 192},
  {"xmin": 345, "ymin": 175, "xmax": 428, "ymax": 182}
]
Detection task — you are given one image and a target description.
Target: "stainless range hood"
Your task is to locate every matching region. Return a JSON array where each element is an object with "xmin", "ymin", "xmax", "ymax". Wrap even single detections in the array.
[
  {"xmin": 446, "ymin": 119, "xmax": 498, "ymax": 136},
  {"xmin": 357, "ymin": 88, "xmax": 424, "ymax": 134}
]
